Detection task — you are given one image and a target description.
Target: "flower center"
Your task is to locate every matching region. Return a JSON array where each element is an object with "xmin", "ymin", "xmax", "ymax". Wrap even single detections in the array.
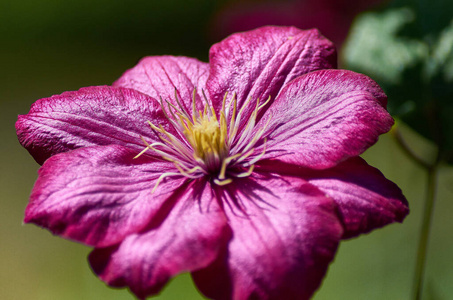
[
  {"xmin": 182, "ymin": 103, "xmax": 228, "ymax": 172},
  {"xmin": 136, "ymin": 90, "xmax": 271, "ymax": 191}
]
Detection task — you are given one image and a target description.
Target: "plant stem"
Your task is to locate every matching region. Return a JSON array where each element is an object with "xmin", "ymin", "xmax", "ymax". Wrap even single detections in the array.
[
  {"xmin": 391, "ymin": 127, "xmax": 431, "ymax": 169},
  {"xmin": 391, "ymin": 124, "xmax": 442, "ymax": 299},
  {"xmin": 412, "ymin": 162, "xmax": 439, "ymax": 300}
]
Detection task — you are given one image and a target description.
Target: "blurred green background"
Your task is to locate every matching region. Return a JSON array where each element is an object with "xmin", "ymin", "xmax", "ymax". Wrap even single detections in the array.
[{"xmin": 1, "ymin": 0, "xmax": 452, "ymax": 299}]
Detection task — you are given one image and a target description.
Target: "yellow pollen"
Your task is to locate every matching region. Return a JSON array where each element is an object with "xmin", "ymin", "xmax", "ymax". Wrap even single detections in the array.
[
  {"xmin": 186, "ymin": 114, "xmax": 227, "ymax": 163},
  {"xmin": 136, "ymin": 89, "xmax": 270, "ymax": 191}
]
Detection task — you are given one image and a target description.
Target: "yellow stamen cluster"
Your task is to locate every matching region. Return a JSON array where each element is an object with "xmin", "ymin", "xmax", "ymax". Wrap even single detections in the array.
[
  {"xmin": 181, "ymin": 94, "xmax": 229, "ymax": 172},
  {"xmin": 136, "ymin": 89, "xmax": 271, "ymax": 191},
  {"xmin": 189, "ymin": 115, "xmax": 225, "ymax": 159}
]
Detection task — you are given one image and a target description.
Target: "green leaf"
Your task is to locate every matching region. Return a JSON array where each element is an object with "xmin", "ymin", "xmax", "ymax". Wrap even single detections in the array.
[
  {"xmin": 427, "ymin": 20, "xmax": 453, "ymax": 81},
  {"xmin": 343, "ymin": 6, "xmax": 453, "ymax": 164},
  {"xmin": 343, "ymin": 8, "xmax": 427, "ymax": 85}
]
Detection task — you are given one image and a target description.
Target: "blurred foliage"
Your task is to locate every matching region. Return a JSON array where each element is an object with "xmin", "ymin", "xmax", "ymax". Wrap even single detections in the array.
[
  {"xmin": 343, "ymin": 0, "xmax": 453, "ymax": 164},
  {"xmin": 0, "ymin": 0, "xmax": 225, "ymax": 59}
]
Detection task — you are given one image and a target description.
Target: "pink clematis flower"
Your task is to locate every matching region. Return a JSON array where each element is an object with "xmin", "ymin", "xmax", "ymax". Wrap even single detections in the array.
[{"xmin": 16, "ymin": 26, "xmax": 408, "ymax": 300}]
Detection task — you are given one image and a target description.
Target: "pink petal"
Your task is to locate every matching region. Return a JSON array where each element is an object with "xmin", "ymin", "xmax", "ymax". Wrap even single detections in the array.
[
  {"xmin": 16, "ymin": 86, "xmax": 169, "ymax": 165},
  {"xmin": 256, "ymin": 157, "xmax": 409, "ymax": 239},
  {"xmin": 89, "ymin": 179, "xmax": 231, "ymax": 300},
  {"xmin": 25, "ymin": 144, "xmax": 187, "ymax": 248},
  {"xmin": 260, "ymin": 69, "xmax": 392, "ymax": 169},
  {"xmin": 193, "ymin": 174, "xmax": 343, "ymax": 300},
  {"xmin": 113, "ymin": 55, "xmax": 209, "ymax": 113},
  {"xmin": 207, "ymin": 26, "xmax": 337, "ymax": 112}
]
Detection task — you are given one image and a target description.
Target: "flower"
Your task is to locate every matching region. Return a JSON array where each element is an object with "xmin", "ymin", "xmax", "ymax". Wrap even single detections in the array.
[{"xmin": 16, "ymin": 26, "xmax": 408, "ymax": 300}]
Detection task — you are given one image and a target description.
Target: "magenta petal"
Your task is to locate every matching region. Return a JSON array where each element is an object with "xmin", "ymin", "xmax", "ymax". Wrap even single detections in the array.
[
  {"xmin": 207, "ymin": 26, "xmax": 337, "ymax": 111},
  {"xmin": 257, "ymin": 158, "xmax": 409, "ymax": 239},
  {"xmin": 193, "ymin": 175, "xmax": 343, "ymax": 300},
  {"xmin": 25, "ymin": 145, "xmax": 187, "ymax": 247},
  {"xmin": 16, "ymin": 86, "xmax": 169, "ymax": 165},
  {"xmin": 113, "ymin": 55, "xmax": 209, "ymax": 112},
  {"xmin": 261, "ymin": 69, "xmax": 392, "ymax": 169},
  {"xmin": 89, "ymin": 179, "xmax": 231, "ymax": 300},
  {"xmin": 309, "ymin": 158, "xmax": 409, "ymax": 238}
]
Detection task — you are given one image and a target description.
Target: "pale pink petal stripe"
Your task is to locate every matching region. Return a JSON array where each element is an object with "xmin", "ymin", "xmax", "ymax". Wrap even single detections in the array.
[
  {"xmin": 207, "ymin": 26, "xmax": 337, "ymax": 114},
  {"xmin": 309, "ymin": 157, "xmax": 409, "ymax": 238},
  {"xmin": 260, "ymin": 69, "xmax": 392, "ymax": 169},
  {"xmin": 114, "ymin": 55, "xmax": 210, "ymax": 113},
  {"xmin": 193, "ymin": 174, "xmax": 342, "ymax": 300},
  {"xmin": 16, "ymin": 86, "xmax": 168, "ymax": 164},
  {"xmin": 25, "ymin": 145, "xmax": 186, "ymax": 248},
  {"xmin": 256, "ymin": 157, "xmax": 409, "ymax": 238},
  {"xmin": 89, "ymin": 179, "xmax": 231, "ymax": 300}
]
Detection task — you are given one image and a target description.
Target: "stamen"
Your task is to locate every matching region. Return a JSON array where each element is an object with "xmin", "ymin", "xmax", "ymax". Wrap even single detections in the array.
[
  {"xmin": 244, "ymin": 138, "xmax": 268, "ymax": 166},
  {"xmin": 228, "ymin": 95, "xmax": 238, "ymax": 144},
  {"xmin": 173, "ymin": 89, "xmax": 190, "ymax": 119},
  {"xmin": 152, "ymin": 171, "xmax": 182, "ymax": 193},
  {"xmin": 134, "ymin": 145, "xmax": 149, "ymax": 159},
  {"xmin": 232, "ymin": 148, "xmax": 255, "ymax": 165},
  {"xmin": 192, "ymin": 89, "xmax": 198, "ymax": 123},
  {"xmin": 214, "ymin": 178, "xmax": 233, "ymax": 186},
  {"xmin": 258, "ymin": 95, "xmax": 272, "ymax": 111},
  {"xmin": 137, "ymin": 89, "xmax": 271, "ymax": 190},
  {"xmin": 173, "ymin": 164, "xmax": 205, "ymax": 178},
  {"xmin": 235, "ymin": 165, "xmax": 255, "ymax": 178},
  {"xmin": 201, "ymin": 89, "xmax": 212, "ymax": 116}
]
